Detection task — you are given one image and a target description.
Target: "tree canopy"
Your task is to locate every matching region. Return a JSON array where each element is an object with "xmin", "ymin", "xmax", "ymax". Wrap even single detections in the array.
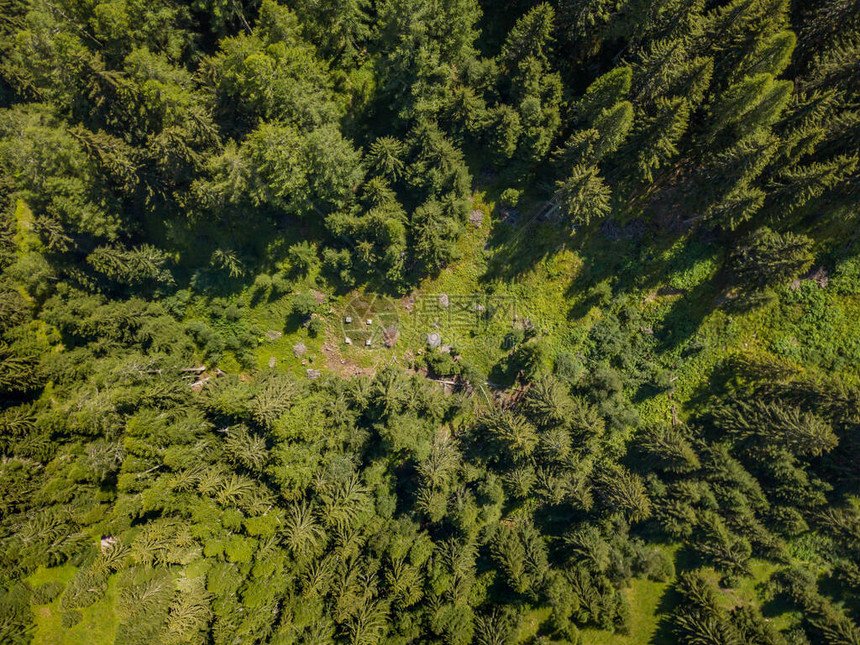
[{"xmin": 2, "ymin": 0, "xmax": 860, "ymax": 643}]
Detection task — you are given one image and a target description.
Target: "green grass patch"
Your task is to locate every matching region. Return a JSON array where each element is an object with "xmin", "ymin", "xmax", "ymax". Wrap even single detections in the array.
[
  {"xmin": 27, "ymin": 565, "xmax": 119, "ymax": 645},
  {"xmin": 579, "ymin": 576, "xmax": 674, "ymax": 645}
]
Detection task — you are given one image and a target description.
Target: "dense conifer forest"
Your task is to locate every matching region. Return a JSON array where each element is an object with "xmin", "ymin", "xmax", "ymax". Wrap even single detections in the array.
[{"xmin": 2, "ymin": 0, "xmax": 860, "ymax": 643}]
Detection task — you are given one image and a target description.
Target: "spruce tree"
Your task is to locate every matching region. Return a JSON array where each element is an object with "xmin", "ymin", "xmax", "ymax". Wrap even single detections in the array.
[
  {"xmin": 629, "ymin": 96, "xmax": 691, "ymax": 183},
  {"xmin": 575, "ymin": 67, "xmax": 633, "ymax": 124},
  {"xmin": 591, "ymin": 100, "xmax": 635, "ymax": 162},
  {"xmin": 707, "ymin": 73, "xmax": 792, "ymax": 142},
  {"xmin": 634, "ymin": 39, "xmax": 713, "ymax": 107},
  {"xmin": 555, "ymin": 164, "xmax": 612, "ymax": 228},
  {"xmin": 769, "ymin": 154, "xmax": 858, "ymax": 217},
  {"xmin": 730, "ymin": 227, "xmax": 814, "ymax": 290}
]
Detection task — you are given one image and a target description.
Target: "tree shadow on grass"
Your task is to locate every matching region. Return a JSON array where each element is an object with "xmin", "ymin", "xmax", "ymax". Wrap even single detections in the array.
[
  {"xmin": 681, "ymin": 351, "xmax": 741, "ymax": 408},
  {"xmin": 167, "ymin": 205, "xmax": 328, "ymax": 297},
  {"xmin": 653, "ymin": 280, "xmax": 721, "ymax": 354},
  {"xmin": 649, "ymin": 582, "xmax": 682, "ymax": 645},
  {"xmin": 480, "ymin": 216, "xmax": 568, "ymax": 285},
  {"xmin": 562, "ymin": 220, "xmax": 689, "ymax": 320},
  {"xmin": 759, "ymin": 585, "xmax": 798, "ymax": 622},
  {"xmin": 283, "ymin": 311, "xmax": 309, "ymax": 334},
  {"xmin": 564, "ymin": 232, "xmax": 643, "ymax": 320},
  {"xmin": 565, "ymin": 224, "xmax": 728, "ymax": 328}
]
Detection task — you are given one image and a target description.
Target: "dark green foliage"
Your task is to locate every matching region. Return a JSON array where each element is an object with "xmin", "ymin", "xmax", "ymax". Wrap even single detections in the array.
[
  {"xmin": 31, "ymin": 582, "xmax": 65, "ymax": 605},
  {"xmin": 2, "ymin": 1, "xmax": 860, "ymax": 643},
  {"xmin": 671, "ymin": 570, "xmax": 742, "ymax": 644},
  {"xmin": 731, "ymin": 227, "xmax": 814, "ymax": 291},
  {"xmin": 628, "ymin": 96, "xmax": 691, "ymax": 183},
  {"xmin": 0, "ymin": 583, "xmax": 33, "ymax": 644},
  {"xmin": 0, "ymin": 342, "xmax": 40, "ymax": 394},
  {"xmin": 555, "ymin": 165, "xmax": 612, "ymax": 228},
  {"xmin": 598, "ymin": 467, "xmax": 652, "ymax": 524},
  {"xmin": 712, "ymin": 399, "xmax": 837, "ymax": 457},
  {"xmin": 639, "ymin": 424, "xmax": 701, "ymax": 473},
  {"xmin": 575, "ymin": 67, "xmax": 633, "ymax": 125},
  {"xmin": 87, "ymin": 244, "xmax": 174, "ymax": 289},
  {"xmin": 774, "ymin": 567, "xmax": 860, "ymax": 645},
  {"xmin": 291, "ymin": 292, "xmax": 319, "ymax": 319}
]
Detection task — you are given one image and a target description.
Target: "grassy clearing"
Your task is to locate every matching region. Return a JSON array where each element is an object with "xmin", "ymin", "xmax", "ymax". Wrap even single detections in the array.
[
  {"xmin": 224, "ymin": 185, "xmax": 860, "ymax": 418},
  {"xmin": 26, "ymin": 564, "xmax": 77, "ymax": 588},
  {"xmin": 579, "ymin": 576, "xmax": 675, "ymax": 645},
  {"xmin": 574, "ymin": 550, "xmax": 794, "ymax": 645},
  {"xmin": 11, "ymin": 199, "xmax": 42, "ymax": 305},
  {"xmin": 13, "ymin": 199, "xmax": 42, "ymax": 257},
  {"xmin": 270, "ymin": 195, "xmax": 597, "ymax": 382},
  {"xmin": 27, "ymin": 565, "xmax": 119, "ymax": 645}
]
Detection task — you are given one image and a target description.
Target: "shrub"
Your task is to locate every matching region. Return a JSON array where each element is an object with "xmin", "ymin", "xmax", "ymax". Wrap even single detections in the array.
[
  {"xmin": 831, "ymin": 254, "xmax": 860, "ymax": 295},
  {"xmin": 426, "ymin": 350, "xmax": 458, "ymax": 377},
  {"xmin": 500, "ymin": 188, "xmax": 522, "ymax": 207},
  {"xmin": 307, "ymin": 317, "xmax": 324, "ymax": 338},
  {"xmin": 252, "ymin": 273, "xmax": 272, "ymax": 295},
  {"xmin": 554, "ymin": 352, "xmax": 585, "ymax": 383},
  {"xmin": 271, "ymin": 273, "xmax": 292, "ymax": 296},
  {"xmin": 732, "ymin": 227, "xmax": 814, "ymax": 291},
  {"xmin": 321, "ymin": 248, "xmax": 355, "ymax": 287},
  {"xmin": 61, "ymin": 609, "xmax": 82, "ymax": 628},
  {"xmin": 287, "ymin": 241, "xmax": 319, "ymax": 276},
  {"xmin": 31, "ymin": 582, "xmax": 65, "ymax": 605},
  {"xmin": 503, "ymin": 328, "xmax": 525, "ymax": 349},
  {"xmin": 291, "ymin": 292, "xmax": 318, "ymax": 318},
  {"xmin": 458, "ymin": 361, "xmax": 486, "ymax": 387},
  {"xmin": 511, "ymin": 340, "xmax": 551, "ymax": 380}
]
